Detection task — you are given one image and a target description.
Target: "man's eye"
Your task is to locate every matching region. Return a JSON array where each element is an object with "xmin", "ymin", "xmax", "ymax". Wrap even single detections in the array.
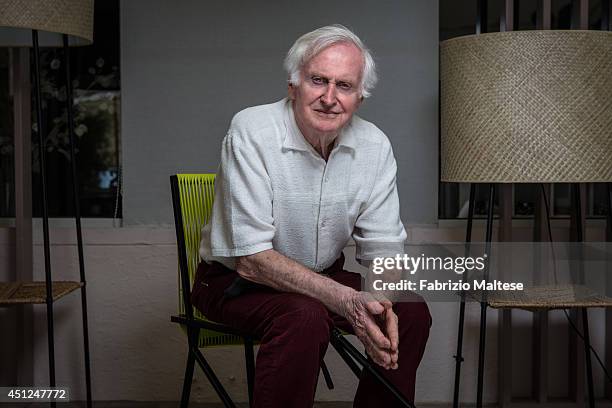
[
  {"xmin": 338, "ymin": 82, "xmax": 352, "ymax": 91},
  {"xmin": 311, "ymin": 76, "xmax": 325, "ymax": 85}
]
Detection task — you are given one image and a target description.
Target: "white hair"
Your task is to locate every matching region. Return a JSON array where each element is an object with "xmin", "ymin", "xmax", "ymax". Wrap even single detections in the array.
[{"xmin": 283, "ymin": 24, "xmax": 377, "ymax": 98}]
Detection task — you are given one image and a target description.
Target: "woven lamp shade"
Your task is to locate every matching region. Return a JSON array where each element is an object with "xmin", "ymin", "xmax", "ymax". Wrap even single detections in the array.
[
  {"xmin": 0, "ymin": 0, "xmax": 93, "ymax": 46},
  {"xmin": 440, "ymin": 30, "xmax": 612, "ymax": 183}
]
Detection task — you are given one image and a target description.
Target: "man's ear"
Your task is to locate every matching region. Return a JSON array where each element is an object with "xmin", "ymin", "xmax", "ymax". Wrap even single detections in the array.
[{"xmin": 288, "ymin": 82, "xmax": 296, "ymax": 100}]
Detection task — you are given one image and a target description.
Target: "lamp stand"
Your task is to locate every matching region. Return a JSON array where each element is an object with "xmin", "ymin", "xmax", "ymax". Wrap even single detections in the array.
[
  {"xmin": 607, "ymin": 183, "xmax": 612, "ymax": 402},
  {"xmin": 452, "ymin": 183, "xmax": 598, "ymax": 408},
  {"xmin": 452, "ymin": 184, "xmax": 475, "ymax": 408},
  {"xmin": 475, "ymin": 183, "xmax": 496, "ymax": 408},
  {"xmin": 571, "ymin": 184, "xmax": 595, "ymax": 408},
  {"xmin": 32, "ymin": 29, "xmax": 56, "ymax": 397},
  {"xmin": 29, "ymin": 29, "xmax": 92, "ymax": 408},
  {"xmin": 62, "ymin": 33, "xmax": 92, "ymax": 407}
]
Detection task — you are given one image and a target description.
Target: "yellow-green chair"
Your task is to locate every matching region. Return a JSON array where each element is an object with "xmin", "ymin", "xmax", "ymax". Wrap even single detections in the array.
[
  {"xmin": 170, "ymin": 174, "xmax": 253, "ymax": 408},
  {"xmin": 170, "ymin": 174, "xmax": 334, "ymax": 408}
]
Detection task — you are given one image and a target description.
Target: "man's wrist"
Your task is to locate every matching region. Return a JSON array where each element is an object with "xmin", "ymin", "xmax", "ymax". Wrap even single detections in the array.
[{"xmin": 335, "ymin": 284, "xmax": 358, "ymax": 319}]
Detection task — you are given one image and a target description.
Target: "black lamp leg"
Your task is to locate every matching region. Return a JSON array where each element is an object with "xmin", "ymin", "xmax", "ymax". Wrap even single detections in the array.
[
  {"xmin": 32, "ymin": 29, "xmax": 56, "ymax": 408},
  {"xmin": 607, "ymin": 183, "xmax": 612, "ymax": 239},
  {"xmin": 476, "ymin": 183, "xmax": 496, "ymax": 408},
  {"xmin": 572, "ymin": 184, "xmax": 595, "ymax": 408},
  {"xmin": 62, "ymin": 33, "xmax": 93, "ymax": 408},
  {"xmin": 453, "ymin": 183, "xmax": 476, "ymax": 408},
  {"xmin": 582, "ymin": 308, "xmax": 595, "ymax": 408}
]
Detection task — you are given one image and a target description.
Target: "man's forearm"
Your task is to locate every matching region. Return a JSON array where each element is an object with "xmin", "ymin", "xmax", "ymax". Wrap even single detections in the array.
[
  {"xmin": 236, "ymin": 249, "xmax": 399, "ymax": 369},
  {"xmin": 235, "ymin": 249, "xmax": 355, "ymax": 316}
]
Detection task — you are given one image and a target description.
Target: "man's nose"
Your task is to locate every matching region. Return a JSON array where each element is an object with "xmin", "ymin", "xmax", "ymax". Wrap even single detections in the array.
[{"xmin": 320, "ymin": 83, "xmax": 337, "ymax": 106}]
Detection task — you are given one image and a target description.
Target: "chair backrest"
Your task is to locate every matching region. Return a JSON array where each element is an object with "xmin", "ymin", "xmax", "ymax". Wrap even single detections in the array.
[
  {"xmin": 170, "ymin": 174, "xmax": 245, "ymax": 347},
  {"xmin": 170, "ymin": 174, "xmax": 216, "ymax": 319}
]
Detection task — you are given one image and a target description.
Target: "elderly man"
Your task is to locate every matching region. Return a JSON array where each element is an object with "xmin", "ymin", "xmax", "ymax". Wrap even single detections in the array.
[{"xmin": 191, "ymin": 25, "xmax": 431, "ymax": 407}]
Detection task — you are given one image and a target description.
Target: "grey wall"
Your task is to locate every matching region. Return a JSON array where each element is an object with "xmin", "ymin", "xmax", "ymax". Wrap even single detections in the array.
[{"xmin": 121, "ymin": 0, "xmax": 439, "ymax": 225}]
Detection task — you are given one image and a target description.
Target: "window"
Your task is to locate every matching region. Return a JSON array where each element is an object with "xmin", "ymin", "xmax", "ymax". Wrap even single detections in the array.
[
  {"xmin": 0, "ymin": 48, "xmax": 11, "ymax": 216},
  {"xmin": 0, "ymin": 0, "xmax": 121, "ymax": 218}
]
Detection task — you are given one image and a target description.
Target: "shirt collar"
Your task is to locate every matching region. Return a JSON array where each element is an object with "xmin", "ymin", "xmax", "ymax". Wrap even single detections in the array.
[
  {"xmin": 283, "ymin": 99, "xmax": 313, "ymax": 152},
  {"xmin": 282, "ymin": 98, "xmax": 358, "ymax": 152},
  {"xmin": 335, "ymin": 121, "xmax": 359, "ymax": 150}
]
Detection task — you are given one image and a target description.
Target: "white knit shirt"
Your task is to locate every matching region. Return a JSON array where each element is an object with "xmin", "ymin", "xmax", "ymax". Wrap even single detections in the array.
[{"xmin": 199, "ymin": 98, "xmax": 406, "ymax": 272}]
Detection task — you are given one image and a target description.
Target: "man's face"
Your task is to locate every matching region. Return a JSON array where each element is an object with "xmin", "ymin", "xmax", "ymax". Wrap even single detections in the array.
[{"xmin": 289, "ymin": 42, "xmax": 363, "ymax": 138}]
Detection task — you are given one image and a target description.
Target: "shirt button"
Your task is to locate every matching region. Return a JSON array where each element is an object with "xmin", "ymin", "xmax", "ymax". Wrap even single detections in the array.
[{"xmin": 325, "ymin": 177, "xmax": 329, "ymax": 182}]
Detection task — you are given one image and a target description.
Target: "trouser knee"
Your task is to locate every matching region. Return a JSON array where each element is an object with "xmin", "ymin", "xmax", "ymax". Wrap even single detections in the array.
[
  {"xmin": 265, "ymin": 295, "xmax": 332, "ymax": 348},
  {"xmin": 394, "ymin": 296, "xmax": 432, "ymax": 331}
]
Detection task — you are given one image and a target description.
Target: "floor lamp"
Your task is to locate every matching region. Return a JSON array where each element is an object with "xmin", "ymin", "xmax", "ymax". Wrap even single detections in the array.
[
  {"xmin": 0, "ymin": 1, "xmax": 94, "ymax": 406},
  {"xmin": 440, "ymin": 30, "xmax": 612, "ymax": 408}
]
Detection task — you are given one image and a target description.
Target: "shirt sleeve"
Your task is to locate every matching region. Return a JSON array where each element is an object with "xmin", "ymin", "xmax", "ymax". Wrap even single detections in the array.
[
  {"xmin": 206, "ymin": 130, "xmax": 275, "ymax": 257},
  {"xmin": 352, "ymin": 140, "xmax": 407, "ymax": 263}
]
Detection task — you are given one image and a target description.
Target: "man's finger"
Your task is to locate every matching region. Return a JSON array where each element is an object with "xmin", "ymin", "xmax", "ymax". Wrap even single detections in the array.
[
  {"xmin": 385, "ymin": 308, "xmax": 399, "ymax": 353},
  {"xmin": 357, "ymin": 326, "xmax": 393, "ymax": 366},
  {"xmin": 362, "ymin": 337, "xmax": 392, "ymax": 368},
  {"xmin": 364, "ymin": 298, "xmax": 385, "ymax": 316},
  {"xmin": 376, "ymin": 294, "xmax": 393, "ymax": 310},
  {"xmin": 363, "ymin": 312, "xmax": 391, "ymax": 350}
]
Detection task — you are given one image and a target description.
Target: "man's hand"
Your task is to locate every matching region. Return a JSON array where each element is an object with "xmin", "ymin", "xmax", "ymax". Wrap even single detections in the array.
[
  {"xmin": 236, "ymin": 250, "xmax": 399, "ymax": 369},
  {"xmin": 341, "ymin": 291, "xmax": 399, "ymax": 370}
]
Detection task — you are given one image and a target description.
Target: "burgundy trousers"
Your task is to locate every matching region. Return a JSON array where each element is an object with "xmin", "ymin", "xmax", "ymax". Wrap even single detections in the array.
[{"xmin": 191, "ymin": 254, "xmax": 431, "ymax": 408}]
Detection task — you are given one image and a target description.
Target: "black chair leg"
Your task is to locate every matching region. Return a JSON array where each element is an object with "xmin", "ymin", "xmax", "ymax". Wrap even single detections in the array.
[
  {"xmin": 329, "ymin": 328, "xmax": 414, "ymax": 408},
  {"xmin": 244, "ymin": 337, "xmax": 255, "ymax": 407},
  {"xmin": 320, "ymin": 360, "xmax": 335, "ymax": 390},
  {"xmin": 194, "ymin": 348, "xmax": 237, "ymax": 408},
  {"xmin": 180, "ymin": 348, "xmax": 196, "ymax": 408},
  {"xmin": 332, "ymin": 340, "xmax": 362, "ymax": 378},
  {"xmin": 582, "ymin": 308, "xmax": 595, "ymax": 408}
]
